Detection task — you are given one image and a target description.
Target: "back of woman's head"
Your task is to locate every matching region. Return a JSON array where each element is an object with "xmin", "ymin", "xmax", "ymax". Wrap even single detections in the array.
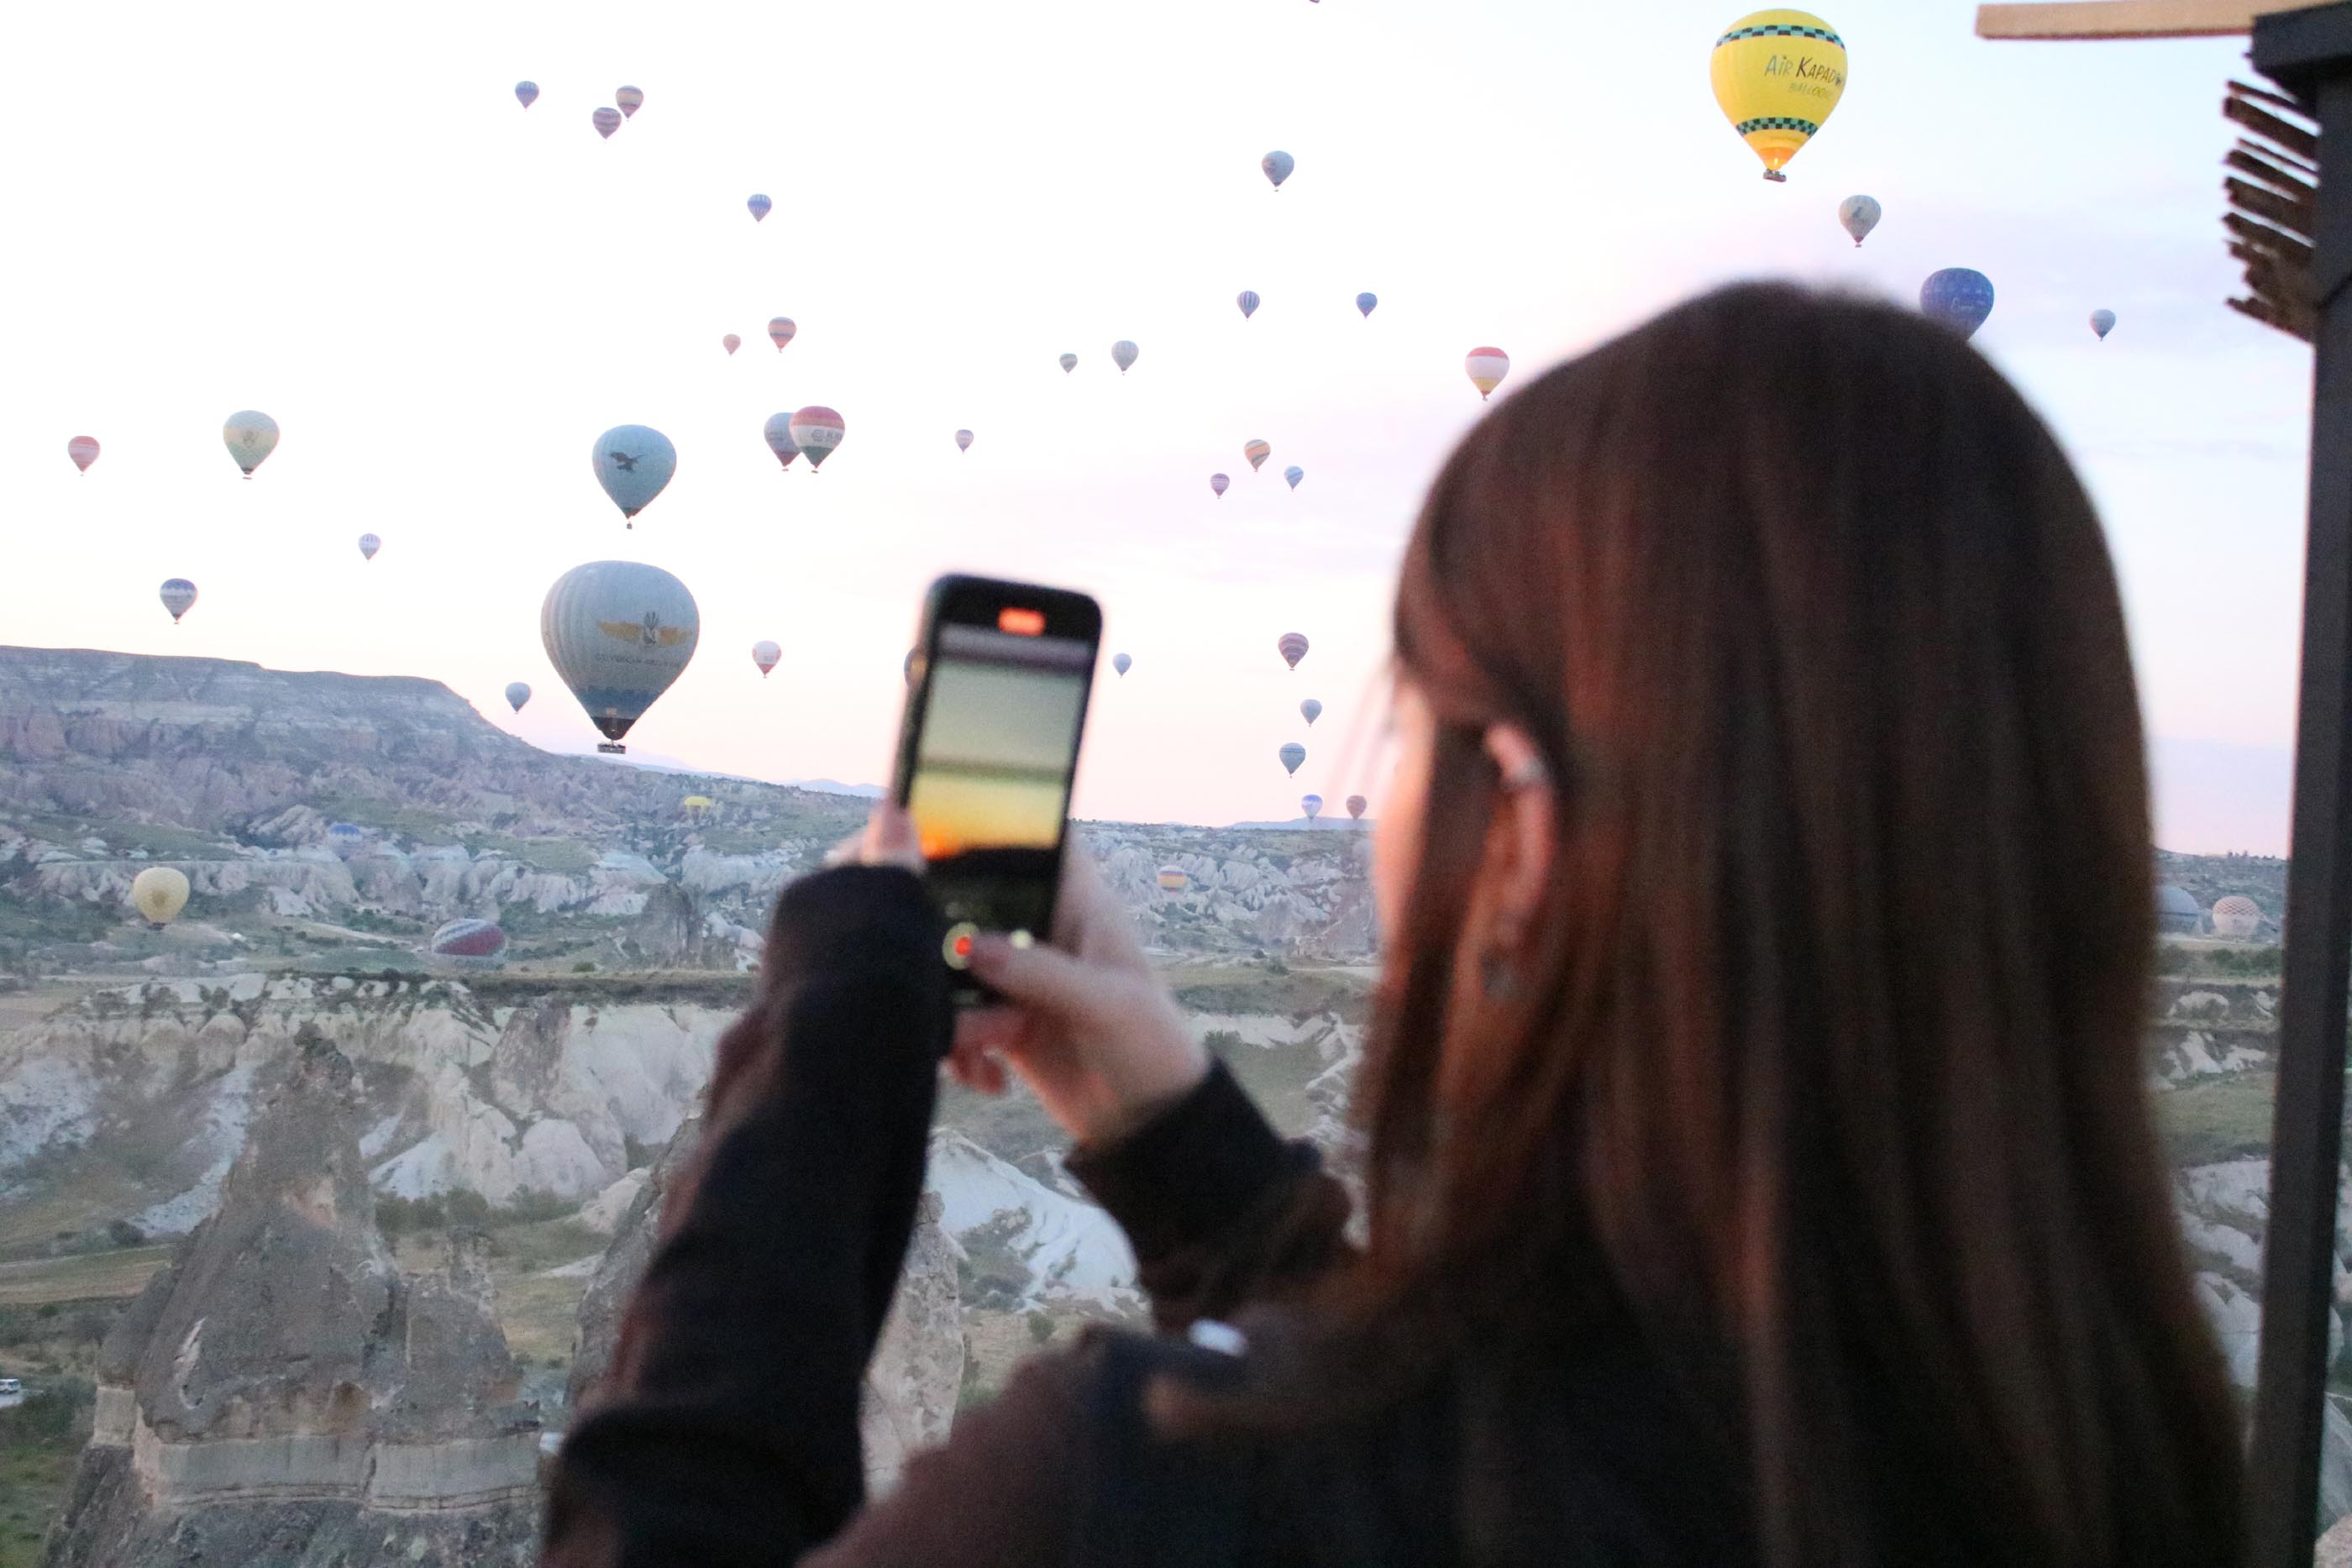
[{"xmin": 1370, "ymin": 282, "xmax": 2240, "ymax": 1565}]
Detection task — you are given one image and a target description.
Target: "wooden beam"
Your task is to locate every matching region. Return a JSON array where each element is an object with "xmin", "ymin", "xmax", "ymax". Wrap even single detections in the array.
[{"xmin": 1977, "ymin": 1, "xmax": 2313, "ymax": 39}]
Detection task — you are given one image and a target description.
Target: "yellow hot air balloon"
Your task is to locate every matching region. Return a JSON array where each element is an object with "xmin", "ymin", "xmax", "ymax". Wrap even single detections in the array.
[
  {"xmin": 129, "ymin": 867, "xmax": 190, "ymax": 927},
  {"xmin": 1709, "ymin": 10, "xmax": 1847, "ymax": 183}
]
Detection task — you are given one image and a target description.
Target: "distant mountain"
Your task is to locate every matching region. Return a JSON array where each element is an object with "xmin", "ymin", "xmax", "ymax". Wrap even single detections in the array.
[{"xmin": 789, "ymin": 779, "xmax": 887, "ymax": 799}]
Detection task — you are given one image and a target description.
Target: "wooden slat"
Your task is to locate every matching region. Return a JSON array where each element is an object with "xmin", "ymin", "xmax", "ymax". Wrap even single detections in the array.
[
  {"xmin": 2229, "ymin": 88, "xmax": 2323, "ymax": 157},
  {"xmin": 2233, "ymin": 172, "xmax": 2321, "ymax": 229},
  {"xmin": 1977, "ymin": 0, "xmax": 2311, "ymax": 39},
  {"xmin": 2229, "ymin": 146, "xmax": 2321, "ymax": 203},
  {"xmin": 2239, "ymin": 134, "xmax": 2321, "ymax": 179}
]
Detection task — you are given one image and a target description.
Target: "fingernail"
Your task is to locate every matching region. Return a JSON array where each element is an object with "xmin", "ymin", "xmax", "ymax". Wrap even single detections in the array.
[{"xmin": 966, "ymin": 934, "xmax": 1010, "ymax": 970}]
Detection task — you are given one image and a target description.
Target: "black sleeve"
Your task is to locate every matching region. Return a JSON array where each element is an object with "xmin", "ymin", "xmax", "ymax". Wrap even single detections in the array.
[
  {"xmin": 1065, "ymin": 1058, "xmax": 1357, "ymax": 1332},
  {"xmin": 542, "ymin": 865, "xmax": 952, "ymax": 1568}
]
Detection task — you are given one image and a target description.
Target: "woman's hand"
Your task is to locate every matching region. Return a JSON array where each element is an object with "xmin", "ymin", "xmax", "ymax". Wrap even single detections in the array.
[{"xmin": 950, "ymin": 854, "xmax": 1209, "ymax": 1150}]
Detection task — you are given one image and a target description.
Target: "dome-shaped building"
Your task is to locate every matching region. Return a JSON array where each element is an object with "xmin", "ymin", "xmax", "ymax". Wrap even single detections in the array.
[
  {"xmin": 2211, "ymin": 895, "xmax": 2264, "ymax": 941},
  {"xmin": 2156, "ymin": 884, "xmax": 2202, "ymax": 935}
]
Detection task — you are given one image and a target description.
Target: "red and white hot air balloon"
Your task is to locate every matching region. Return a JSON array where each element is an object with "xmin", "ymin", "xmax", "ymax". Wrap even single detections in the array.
[
  {"xmin": 789, "ymin": 406, "xmax": 845, "ymax": 470},
  {"xmin": 66, "ymin": 436, "xmax": 100, "ymax": 474},
  {"xmin": 1465, "ymin": 347, "xmax": 1511, "ymax": 401},
  {"xmin": 752, "ymin": 640, "xmax": 781, "ymax": 677}
]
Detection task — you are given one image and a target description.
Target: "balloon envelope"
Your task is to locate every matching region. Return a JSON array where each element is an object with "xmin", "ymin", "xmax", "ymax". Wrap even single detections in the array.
[
  {"xmin": 428, "ymin": 918, "xmax": 507, "ymax": 968},
  {"xmin": 505, "ymin": 681, "xmax": 532, "ymax": 712},
  {"xmin": 1465, "ymin": 348, "xmax": 1509, "ymax": 400},
  {"xmin": 1262, "ymin": 149, "xmax": 1294, "ymax": 188},
  {"xmin": 752, "ymin": 639, "xmax": 781, "ymax": 675},
  {"xmin": 1838, "ymin": 194, "xmax": 1881, "ymax": 245},
  {"xmin": 593, "ymin": 106, "xmax": 622, "ymax": 138},
  {"xmin": 1059, "ymin": 353, "xmax": 1078, "ymax": 373},
  {"xmin": 722, "ymin": 333, "xmax": 741, "ymax": 354},
  {"xmin": 1278, "ymin": 632, "xmax": 1309, "ymax": 669},
  {"xmin": 129, "ymin": 867, "xmax": 190, "ymax": 926},
  {"xmin": 1279, "ymin": 743, "xmax": 1306, "ymax": 775},
  {"xmin": 1346, "ymin": 794, "xmax": 1368, "ymax": 821},
  {"xmin": 541, "ymin": 560, "xmax": 701, "ymax": 747},
  {"xmin": 1356, "ymin": 292, "xmax": 1377, "ymax": 317},
  {"xmin": 591, "ymin": 425, "xmax": 678, "ymax": 523},
  {"xmin": 1301, "ymin": 794, "xmax": 1323, "ymax": 820},
  {"xmin": 515, "ymin": 81, "xmax": 539, "ymax": 108},
  {"xmin": 1210, "ymin": 473, "xmax": 1230, "ymax": 497},
  {"xmin": 1710, "ymin": 10, "xmax": 1848, "ymax": 181},
  {"xmin": 223, "ymin": 411, "xmax": 279, "ymax": 475},
  {"xmin": 67, "ymin": 436, "xmax": 99, "ymax": 473},
  {"xmin": 1111, "ymin": 340, "xmax": 1139, "ymax": 373},
  {"xmin": 1244, "ymin": 439, "xmax": 1271, "ymax": 472},
  {"xmin": 748, "ymin": 193, "xmax": 772, "ymax": 222},
  {"xmin": 769, "ymin": 317, "xmax": 796, "ymax": 351},
  {"xmin": 1920, "ymin": 269, "xmax": 1996, "ymax": 338},
  {"xmin": 615, "ymin": 86, "xmax": 643, "ymax": 117},
  {"xmin": 2090, "ymin": 308, "xmax": 2117, "ymax": 339},
  {"xmin": 1284, "ymin": 465, "xmax": 1304, "ymax": 490},
  {"xmin": 1237, "ymin": 290, "xmax": 1259, "ymax": 319},
  {"xmin": 1300, "ymin": 698, "xmax": 1322, "ymax": 725},
  {"xmin": 790, "ymin": 406, "xmax": 845, "ymax": 469},
  {"xmin": 160, "ymin": 579, "xmax": 197, "ymax": 622},
  {"xmin": 358, "ymin": 532, "xmax": 380, "ymax": 561},
  {"xmin": 762, "ymin": 412, "xmax": 801, "ymax": 470},
  {"xmin": 1157, "ymin": 866, "xmax": 1189, "ymax": 891},
  {"xmin": 1112, "ymin": 652, "xmax": 1131, "ymax": 676},
  {"xmin": 955, "ymin": 428, "xmax": 974, "ymax": 451}
]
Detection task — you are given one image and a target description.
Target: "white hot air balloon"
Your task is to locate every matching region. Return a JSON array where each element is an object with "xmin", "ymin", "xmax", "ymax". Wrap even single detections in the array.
[
  {"xmin": 1837, "ymin": 194, "xmax": 1882, "ymax": 247},
  {"xmin": 1464, "ymin": 348, "xmax": 1510, "ymax": 401},
  {"xmin": 357, "ymin": 532, "xmax": 381, "ymax": 561},
  {"xmin": 752, "ymin": 639, "xmax": 781, "ymax": 677},
  {"xmin": 1111, "ymin": 340, "xmax": 1139, "ymax": 374},
  {"xmin": 223, "ymin": 411, "xmax": 280, "ymax": 477},
  {"xmin": 540, "ymin": 560, "xmax": 701, "ymax": 753}
]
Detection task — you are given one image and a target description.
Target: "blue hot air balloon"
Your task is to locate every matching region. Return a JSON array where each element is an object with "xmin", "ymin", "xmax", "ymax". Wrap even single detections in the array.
[
  {"xmin": 541, "ymin": 560, "xmax": 701, "ymax": 753},
  {"xmin": 515, "ymin": 81, "xmax": 539, "ymax": 109},
  {"xmin": 748, "ymin": 193, "xmax": 772, "ymax": 222},
  {"xmin": 1262, "ymin": 150, "xmax": 1294, "ymax": 190},
  {"xmin": 591, "ymin": 425, "xmax": 677, "ymax": 527},
  {"xmin": 1112, "ymin": 652, "xmax": 1132, "ymax": 677},
  {"xmin": 1279, "ymin": 742, "xmax": 1306, "ymax": 775},
  {"xmin": 1237, "ymin": 290, "xmax": 1260, "ymax": 320},
  {"xmin": 2090, "ymin": 308, "xmax": 2117, "ymax": 340},
  {"xmin": 1355, "ymin": 292, "xmax": 1377, "ymax": 317},
  {"xmin": 1919, "ymin": 269, "xmax": 1996, "ymax": 339},
  {"xmin": 504, "ymin": 682, "xmax": 532, "ymax": 712},
  {"xmin": 1301, "ymin": 794, "xmax": 1324, "ymax": 821},
  {"xmin": 325, "ymin": 822, "xmax": 367, "ymax": 856}
]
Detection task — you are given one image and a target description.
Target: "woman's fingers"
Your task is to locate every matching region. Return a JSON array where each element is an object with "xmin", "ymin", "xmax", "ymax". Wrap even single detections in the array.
[
  {"xmin": 965, "ymin": 932, "xmax": 1103, "ymax": 1022},
  {"xmin": 859, "ymin": 803, "xmax": 925, "ymax": 873}
]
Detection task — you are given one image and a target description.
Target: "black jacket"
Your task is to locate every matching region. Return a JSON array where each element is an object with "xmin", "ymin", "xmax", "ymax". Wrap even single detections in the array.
[{"xmin": 543, "ymin": 866, "xmax": 1749, "ymax": 1567}]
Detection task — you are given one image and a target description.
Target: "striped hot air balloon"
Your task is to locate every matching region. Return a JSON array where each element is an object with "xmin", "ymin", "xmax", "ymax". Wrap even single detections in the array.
[
  {"xmin": 1346, "ymin": 794, "xmax": 1368, "ymax": 821},
  {"xmin": 223, "ymin": 410, "xmax": 279, "ymax": 476},
  {"xmin": 763, "ymin": 412, "xmax": 801, "ymax": 471},
  {"xmin": 1237, "ymin": 290, "xmax": 1260, "ymax": 319},
  {"xmin": 357, "ymin": 532, "xmax": 381, "ymax": 561},
  {"xmin": 1465, "ymin": 348, "xmax": 1509, "ymax": 401},
  {"xmin": 1284, "ymin": 465, "xmax": 1305, "ymax": 490},
  {"xmin": 160, "ymin": 579, "xmax": 197, "ymax": 623},
  {"xmin": 1157, "ymin": 866, "xmax": 1189, "ymax": 891},
  {"xmin": 1244, "ymin": 439, "xmax": 1271, "ymax": 472},
  {"xmin": 615, "ymin": 86, "xmax": 643, "ymax": 118},
  {"xmin": 540, "ymin": 560, "xmax": 701, "ymax": 753},
  {"xmin": 593, "ymin": 106, "xmax": 622, "ymax": 138},
  {"xmin": 325, "ymin": 822, "xmax": 367, "ymax": 856},
  {"xmin": 790, "ymin": 406, "xmax": 845, "ymax": 471},
  {"xmin": 1278, "ymin": 632, "xmax": 1309, "ymax": 669},
  {"xmin": 1279, "ymin": 742, "xmax": 1306, "ymax": 775},
  {"xmin": 748, "ymin": 193, "xmax": 772, "ymax": 222},
  {"xmin": 1210, "ymin": 473, "xmax": 1229, "ymax": 498},
  {"xmin": 428, "ymin": 918, "xmax": 508, "ymax": 968},
  {"xmin": 752, "ymin": 639, "xmax": 781, "ymax": 676},
  {"xmin": 66, "ymin": 436, "xmax": 99, "ymax": 473},
  {"xmin": 515, "ymin": 81, "xmax": 539, "ymax": 108},
  {"xmin": 504, "ymin": 682, "xmax": 532, "ymax": 712},
  {"xmin": 591, "ymin": 425, "xmax": 677, "ymax": 526},
  {"xmin": 769, "ymin": 317, "xmax": 797, "ymax": 352}
]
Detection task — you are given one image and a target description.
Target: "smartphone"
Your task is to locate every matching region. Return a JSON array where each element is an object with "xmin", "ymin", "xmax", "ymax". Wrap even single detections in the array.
[{"xmin": 892, "ymin": 574, "xmax": 1102, "ymax": 1002}]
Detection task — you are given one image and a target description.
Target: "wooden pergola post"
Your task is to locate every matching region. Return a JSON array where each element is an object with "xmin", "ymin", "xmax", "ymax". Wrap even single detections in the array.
[{"xmin": 1979, "ymin": 3, "xmax": 2349, "ymax": 1562}]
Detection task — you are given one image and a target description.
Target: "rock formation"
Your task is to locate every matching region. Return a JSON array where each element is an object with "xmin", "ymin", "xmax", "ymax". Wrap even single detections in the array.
[
  {"xmin": 44, "ymin": 1035, "xmax": 543, "ymax": 1567},
  {"xmin": 565, "ymin": 1118, "xmax": 965, "ymax": 1492}
]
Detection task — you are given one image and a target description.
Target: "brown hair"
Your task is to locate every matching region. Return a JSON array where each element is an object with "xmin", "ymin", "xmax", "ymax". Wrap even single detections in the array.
[{"xmin": 1326, "ymin": 283, "xmax": 2241, "ymax": 1565}]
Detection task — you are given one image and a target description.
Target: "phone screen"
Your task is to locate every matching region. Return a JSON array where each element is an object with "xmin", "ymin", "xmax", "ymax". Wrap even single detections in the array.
[{"xmin": 904, "ymin": 616, "xmax": 1093, "ymax": 952}]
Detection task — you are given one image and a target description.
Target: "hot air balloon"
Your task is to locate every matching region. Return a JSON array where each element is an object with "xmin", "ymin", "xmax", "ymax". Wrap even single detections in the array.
[
  {"xmin": 1301, "ymin": 698, "xmax": 1322, "ymax": 725},
  {"xmin": 1838, "ymin": 194, "xmax": 1881, "ymax": 246},
  {"xmin": 768, "ymin": 317, "xmax": 796, "ymax": 352},
  {"xmin": 2090, "ymin": 308, "xmax": 2117, "ymax": 340},
  {"xmin": 1244, "ymin": 439, "xmax": 1271, "ymax": 472},
  {"xmin": 1157, "ymin": 866, "xmax": 1189, "ymax": 891},
  {"xmin": 1920, "ymin": 269, "xmax": 1995, "ymax": 339},
  {"xmin": 515, "ymin": 81, "xmax": 539, "ymax": 108},
  {"xmin": 325, "ymin": 822, "xmax": 367, "ymax": 856},
  {"xmin": 1710, "ymin": 10, "xmax": 1847, "ymax": 182},
  {"xmin": 66, "ymin": 436, "xmax": 99, "ymax": 474},
  {"xmin": 358, "ymin": 532, "xmax": 381, "ymax": 561},
  {"xmin": 748, "ymin": 193, "xmax": 772, "ymax": 222},
  {"xmin": 1237, "ymin": 291, "xmax": 1260, "ymax": 319},
  {"xmin": 428, "ymin": 917, "xmax": 507, "ymax": 968},
  {"xmin": 722, "ymin": 333, "xmax": 741, "ymax": 355},
  {"xmin": 160, "ymin": 579, "xmax": 197, "ymax": 623},
  {"xmin": 955, "ymin": 428, "xmax": 974, "ymax": 452},
  {"xmin": 1356, "ymin": 292, "xmax": 1378, "ymax": 317},
  {"xmin": 1262, "ymin": 150, "xmax": 1294, "ymax": 190},
  {"xmin": 762, "ymin": 412, "xmax": 801, "ymax": 471},
  {"xmin": 1465, "ymin": 348, "xmax": 1509, "ymax": 401},
  {"xmin": 2212, "ymin": 894, "xmax": 2263, "ymax": 939},
  {"xmin": 505, "ymin": 682, "xmax": 532, "ymax": 712},
  {"xmin": 681, "ymin": 794, "xmax": 713, "ymax": 821},
  {"xmin": 129, "ymin": 867, "xmax": 190, "ymax": 928},
  {"xmin": 615, "ymin": 86, "xmax": 643, "ymax": 118},
  {"xmin": 591, "ymin": 424, "xmax": 677, "ymax": 527},
  {"xmin": 1111, "ymin": 340, "xmax": 1139, "ymax": 374},
  {"xmin": 223, "ymin": 411, "xmax": 279, "ymax": 477},
  {"xmin": 541, "ymin": 560, "xmax": 701, "ymax": 753},
  {"xmin": 1302, "ymin": 794, "xmax": 1324, "ymax": 821},
  {"xmin": 1346, "ymin": 794, "xmax": 1368, "ymax": 821},
  {"xmin": 790, "ymin": 406, "xmax": 845, "ymax": 471},
  {"xmin": 1059, "ymin": 353, "xmax": 1078, "ymax": 373},
  {"xmin": 1279, "ymin": 743, "xmax": 1306, "ymax": 775},
  {"xmin": 1210, "ymin": 473, "xmax": 1230, "ymax": 497},
  {"xmin": 1112, "ymin": 652, "xmax": 1132, "ymax": 677},
  {"xmin": 752, "ymin": 639, "xmax": 781, "ymax": 676},
  {"xmin": 593, "ymin": 106, "xmax": 622, "ymax": 138},
  {"xmin": 1284, "ymin": 465, "xmax": 1305, "ymax": 490},
  {"xmin": 1278, "ymin": 632, "xmax": 1309, "ymax": 669}
]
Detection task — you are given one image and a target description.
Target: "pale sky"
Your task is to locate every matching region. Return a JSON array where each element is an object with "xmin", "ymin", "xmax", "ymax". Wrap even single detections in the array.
[{"xmin": 4, "ymin": 1, "xmax": 2313, "ymax": 850}]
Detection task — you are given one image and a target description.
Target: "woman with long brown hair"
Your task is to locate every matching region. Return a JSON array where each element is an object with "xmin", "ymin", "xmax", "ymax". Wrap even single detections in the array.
[{"xmin": 544, "ymin": 282, "xmax": 2244, "ymax": 1567}]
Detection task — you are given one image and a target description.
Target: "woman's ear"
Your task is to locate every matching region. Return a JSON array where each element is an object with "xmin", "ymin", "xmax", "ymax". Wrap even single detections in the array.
[{"xmin": 1483, "ymin": 725, "xmax": 1556, "ymax": 943}]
